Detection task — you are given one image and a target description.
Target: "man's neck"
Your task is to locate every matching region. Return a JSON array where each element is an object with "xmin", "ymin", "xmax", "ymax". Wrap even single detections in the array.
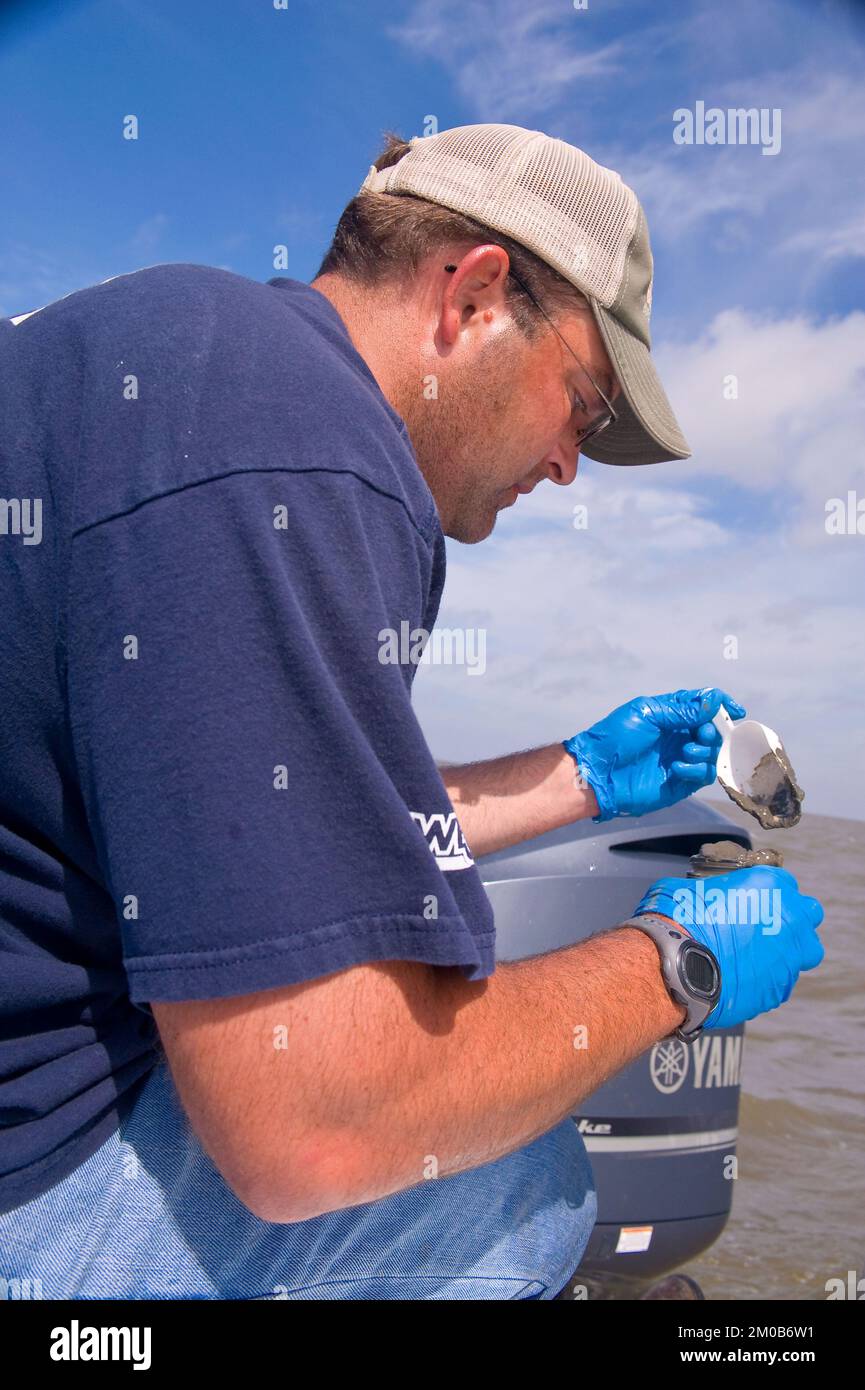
[{"xmin": 310, "ymin": 274, "xmax": 388, "ymax": 389}]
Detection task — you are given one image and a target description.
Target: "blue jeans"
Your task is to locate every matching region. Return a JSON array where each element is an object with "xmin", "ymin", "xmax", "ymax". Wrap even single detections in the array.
[{"xmin": 0, "ymin": 1061, "xmax": 596, "ymax": 1300}]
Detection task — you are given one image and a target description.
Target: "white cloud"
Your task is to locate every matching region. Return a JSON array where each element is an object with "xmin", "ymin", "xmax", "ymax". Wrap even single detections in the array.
[
  {"xmin": 130, "ymin": 213, "xmax": 169, "ymax": 253},
  {"xmin": 389, "ymin": 0, "xmax": 625, "ymax": 120},
  {"xmin": 779, "ymin": 213, "xmax": 865, "ymax": 264},
  {"xmin": 619, "ymin": 65, "xmax": 865, "ymax": 272},
  {"xmin": 657, "ymin": 308, "xmax": 865, "ymax": 509}
]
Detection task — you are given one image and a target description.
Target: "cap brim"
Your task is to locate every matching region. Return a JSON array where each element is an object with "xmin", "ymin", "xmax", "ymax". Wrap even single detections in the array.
[{"xmin": 581, "ymin": 302, "xmax": 692, "ymax": 466}]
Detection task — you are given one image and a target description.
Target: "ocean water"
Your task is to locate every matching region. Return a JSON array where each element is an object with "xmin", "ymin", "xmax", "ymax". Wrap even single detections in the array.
[{"xmin": 682, "ymin": 802, "xmax": 865, "ymax": 1301}]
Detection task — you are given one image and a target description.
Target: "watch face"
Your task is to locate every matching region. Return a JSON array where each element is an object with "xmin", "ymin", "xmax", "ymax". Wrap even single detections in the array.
[{"xmin": 681, "ymin": 943, "xmax": 720, "ymax": 999}]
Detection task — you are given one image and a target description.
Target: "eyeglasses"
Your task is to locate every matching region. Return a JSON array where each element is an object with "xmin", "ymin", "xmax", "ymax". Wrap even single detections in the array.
[{"xmin": 444, "ymin": 263, "xmax": 618, "ymax": 450}]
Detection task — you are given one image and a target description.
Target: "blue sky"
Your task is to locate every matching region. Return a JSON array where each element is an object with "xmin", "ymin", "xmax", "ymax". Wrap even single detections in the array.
[{"xmin": 2, "ymin": 0, "xmax": 864, "ymax": 816}]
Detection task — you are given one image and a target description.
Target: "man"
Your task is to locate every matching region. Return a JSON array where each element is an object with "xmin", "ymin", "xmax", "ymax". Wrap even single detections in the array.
[{"xmin": 0, "ymin": 123, "xmax": 823, "ymax": 1299}]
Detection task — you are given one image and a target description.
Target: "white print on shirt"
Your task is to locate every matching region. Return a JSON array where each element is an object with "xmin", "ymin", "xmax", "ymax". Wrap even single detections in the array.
[{"xmin": 410, "ymin": 811, "xmax": 475, "ymax": 871}]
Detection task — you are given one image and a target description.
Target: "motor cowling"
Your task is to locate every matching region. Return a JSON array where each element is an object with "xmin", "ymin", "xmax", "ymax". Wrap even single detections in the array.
[{"xmin": 480, "ymin": 798, "xmax": 748, "ymax": 1280}]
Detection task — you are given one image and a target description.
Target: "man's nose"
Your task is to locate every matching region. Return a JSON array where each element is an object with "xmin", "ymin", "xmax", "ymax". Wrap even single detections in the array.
[{"xmin": 543, "ymin": 446, "xmax": 580, "ymax": 487}]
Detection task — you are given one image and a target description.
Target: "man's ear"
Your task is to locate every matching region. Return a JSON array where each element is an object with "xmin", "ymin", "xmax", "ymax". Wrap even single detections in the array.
[{"xmin": 439, "ymin": 245, "xmax": 511, "ymax": 346}]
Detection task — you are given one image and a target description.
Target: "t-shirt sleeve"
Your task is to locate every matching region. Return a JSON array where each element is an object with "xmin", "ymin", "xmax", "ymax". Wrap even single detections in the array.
[{"xmin": 63, "ymin": 467, "xmax": 496, "ymax": 1002}]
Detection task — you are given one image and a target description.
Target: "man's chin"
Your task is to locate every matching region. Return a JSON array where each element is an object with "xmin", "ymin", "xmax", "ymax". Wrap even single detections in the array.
[
  {"xmin": 446, "ymin": 508, "xmax": 499, "ymax": 545},
  {"xmin": 444, "ymin": 485, "xmax": 522, "ymax": 543}
]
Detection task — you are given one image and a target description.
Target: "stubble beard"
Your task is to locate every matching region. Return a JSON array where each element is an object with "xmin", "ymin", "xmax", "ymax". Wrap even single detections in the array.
[{"xmin": 392, "ymin": 354, "xmax": 518, "ymax": 544}]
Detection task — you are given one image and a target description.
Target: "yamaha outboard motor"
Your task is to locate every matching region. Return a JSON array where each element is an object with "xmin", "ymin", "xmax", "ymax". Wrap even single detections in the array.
[{"xmin": 480, "ymin": 798, "xmax": 749, "ymax": 1281}]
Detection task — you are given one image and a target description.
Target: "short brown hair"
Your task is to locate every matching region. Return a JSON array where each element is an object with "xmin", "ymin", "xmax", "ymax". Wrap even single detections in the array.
[{"xmin": 315, "ymin": 131, "xmax": 587, "ymax": 339}]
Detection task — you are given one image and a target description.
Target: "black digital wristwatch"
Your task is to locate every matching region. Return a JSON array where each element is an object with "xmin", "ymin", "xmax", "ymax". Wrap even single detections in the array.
[{"xmin": 620, "ymin": 913, "xmax": 722, "ymax": 1043}]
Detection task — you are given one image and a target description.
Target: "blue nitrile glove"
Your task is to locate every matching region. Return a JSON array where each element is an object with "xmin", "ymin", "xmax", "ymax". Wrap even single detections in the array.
[
  {"xmin": 563, "ymin": 687, "xmax": 747, "ymax": 822},
  {"xmin": 634, "ymin": 867, "xmax": 825, "ymax": 1029}
]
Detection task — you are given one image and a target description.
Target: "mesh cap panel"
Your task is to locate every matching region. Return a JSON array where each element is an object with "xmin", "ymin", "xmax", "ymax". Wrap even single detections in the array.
[{"xmin": 362, "ymin": 124, "xmax": 638, "ymax": 310}]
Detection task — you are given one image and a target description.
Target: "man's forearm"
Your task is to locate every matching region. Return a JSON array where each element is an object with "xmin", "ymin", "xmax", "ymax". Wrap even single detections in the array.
[
  {"xmin": 282, "ymin": 925, "xmax": 684, "ymax": 1220},
  {"xmin": 440, "ymin": 743, "xmax": 598, "ymax": 856}
]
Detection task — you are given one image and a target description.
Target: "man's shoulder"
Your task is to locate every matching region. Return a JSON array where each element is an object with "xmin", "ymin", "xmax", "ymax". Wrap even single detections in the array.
[
  {"xmin": 3, "ymin": 264, "xmax": 344, "ymax": 371},
  {"xmin": 91, "ymin": 263, "xmax": 308, "ymax": 335},
  {"xmin": 3, "ymin": 263, "xmax": 262, "ymax": 336},
  {"xmin": 15, "ymin": 265, "xmax": 435, "ymax": 542},
  {"xmin": 1, "ymin": 264, "xmax": 287, "ymax": 394}
]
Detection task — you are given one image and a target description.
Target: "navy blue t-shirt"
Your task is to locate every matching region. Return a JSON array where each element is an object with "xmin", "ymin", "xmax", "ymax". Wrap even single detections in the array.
[{"xmin": 0, "ymin": 264, "xmax": 496, "ymax": 1214}]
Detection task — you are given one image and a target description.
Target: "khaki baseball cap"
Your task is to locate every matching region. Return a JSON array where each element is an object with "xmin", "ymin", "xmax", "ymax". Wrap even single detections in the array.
[{"xmin": 359, "ymin": 123, "xmax": 690, "ymax": 466}]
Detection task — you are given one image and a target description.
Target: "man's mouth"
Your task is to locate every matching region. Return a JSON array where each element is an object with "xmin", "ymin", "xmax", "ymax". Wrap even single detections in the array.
[{"xmin": 500, "ymin": 479, "xmax": 537, "ymax": 509}]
